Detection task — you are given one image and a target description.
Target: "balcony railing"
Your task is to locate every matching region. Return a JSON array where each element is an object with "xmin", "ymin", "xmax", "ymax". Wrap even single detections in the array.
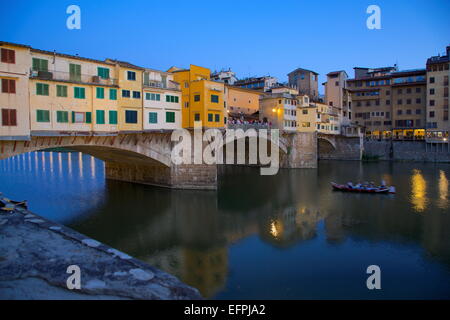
[
  {"xmin": 143, "ymin": 80, "xmax": 180, "ymax": 90},
  {"xmin": 30, "ymin": 69, "xmax": 118, "ymax": 86}
]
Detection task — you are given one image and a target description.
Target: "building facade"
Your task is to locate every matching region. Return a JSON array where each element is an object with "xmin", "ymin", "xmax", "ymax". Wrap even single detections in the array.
[
  {"xmin": 171, "ymin": 65, "xmax": 225, "ymax": 129},
  {"xmin": 211, "ymin": 69, "xmax": 237, "ymax": 85},
  {"xmin": 142, "ymin": 68, "xmax": 181, "ymax": 130},
  {"xmin": 287, "ymin": 68, "xmax": 319, "ymax": 101},
  {"xmin": 225, "ymin": 86, "xmax": 262, "ymax": 121},
  {"xmin": 426, "ymin": 46, "xmax": 449, "ymax": 142},
  {"xmin": 259, "ymin": 93, "xmax": 298, "ymax": 131},
  {"xmin": 234, "ymin": 76, "xmax": 277, "ymax": 92},
  {"xmin": 0, "ymin": 42, "xmax": 31, "ymax": 140}
]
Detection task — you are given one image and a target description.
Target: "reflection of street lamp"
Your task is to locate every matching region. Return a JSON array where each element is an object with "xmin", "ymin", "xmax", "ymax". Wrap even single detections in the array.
[
  {"xmin": 444, "ymin": 138, "xmax": 448, "ymax": 142},
  {"xmin": 272, "ymin": 108, "xmax": 276, "ymax": 113}
]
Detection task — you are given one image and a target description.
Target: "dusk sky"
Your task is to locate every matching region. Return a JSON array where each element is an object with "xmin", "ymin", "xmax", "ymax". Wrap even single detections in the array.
[{"xmin": 1, "ymin": 0, "xmax": 449, "ymax": 92}]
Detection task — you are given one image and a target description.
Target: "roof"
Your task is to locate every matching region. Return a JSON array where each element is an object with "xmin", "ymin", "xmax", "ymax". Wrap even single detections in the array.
[
  {"xmin": 226, "ymin": 85, "xmax": 264, "ymax": 95},
  {"xmin": 288, "ymin": 68, "xmax": 319, "ymax": 76},
  {"xmin": 0, "ymin": 41, "xmax": 31, "ymax": 49},
  {"xmin": 105, "ymin": 59, "xmax": 144, "ymax": 70},
  {"xmin": 31, "ymin": 48, "xmax": 115, "ymax": 66},
  {"xmin": 327, "ymin": 70, "xmax": 348, "ymax": 77}
]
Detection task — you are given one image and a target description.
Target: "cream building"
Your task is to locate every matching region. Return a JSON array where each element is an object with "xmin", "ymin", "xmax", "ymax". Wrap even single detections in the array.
[
  {"xmin": 259, "ymin": 92, "xmax": 298, "ymax": 131},
  {"xmin": 142, "ymin": 68, "xmax": 181, "ymax": 130},
  {"xmin": 0, "ymin": 41, "xmax": 31, "ymax": 140}
]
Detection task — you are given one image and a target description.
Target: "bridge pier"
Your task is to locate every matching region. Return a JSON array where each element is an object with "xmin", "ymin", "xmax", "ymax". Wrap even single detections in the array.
[{"xmin": 280, "ymin": 132, "xmax": 317, "ymax": 169}]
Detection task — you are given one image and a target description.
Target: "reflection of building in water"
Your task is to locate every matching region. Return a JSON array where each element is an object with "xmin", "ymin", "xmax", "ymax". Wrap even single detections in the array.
[
  {"xmin": 261, "ymin": 206, "xmax": 328, "ymax": 247},
  {"xmin": 144, "ymin": 246, "xmax": 228, "ymax": 299},
  {"xmin": 182, "ymin": 247, "xmax": 228, "ymax": 298},
  {"xmin": 411, "ymin": 169, "xmax": 428, "ymax": 212},
  {"xmin": 438, "ymin": 170, "xmax": 449, "ymax": 209}
]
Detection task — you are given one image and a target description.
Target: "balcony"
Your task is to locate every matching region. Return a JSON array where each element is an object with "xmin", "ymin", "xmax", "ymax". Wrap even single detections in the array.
[
  {"xmin": 143, "ymin": 80, "xmax": 180, "ymax": 91},
  {"xmin": 30, "ymin": 69, "xmax": 118, "ymax": 86}
]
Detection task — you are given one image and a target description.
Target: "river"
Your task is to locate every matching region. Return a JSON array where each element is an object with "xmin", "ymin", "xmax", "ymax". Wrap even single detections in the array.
[{"xmin": 1, "ymin": 151, "xmax": 450, "ymax": 299}]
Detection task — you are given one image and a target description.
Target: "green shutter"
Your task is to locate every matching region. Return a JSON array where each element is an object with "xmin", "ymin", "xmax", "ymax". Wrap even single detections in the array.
[
  {"xmin": 96, "ymin": 87, "xmax": 104, "ymax": 99},
  {"xmin": 156, "ymin": 94, "xmax": 160, "ymax": 101},
  {"xmin": 149, "ymin": 112, "xmax": 158, "ymax": 124},
  {"xmin": 32, "ymin": 58, "xmax": 39, "ymax": 71},
  {"xmin": 96, "ymin": 110, "xmax": 105, "ymax": 124},
  {"xmin": 166, "ymin": 95, "xmax": 170, "ymax": 102},
  {"xmin": 70, "ymin": 64, "xmax": 81, "ymax": 81},
  {"xmin": 56, "ymin": 111, "xmax": 62, "ymax": 122},
  {"xmin": 109, "ymin": 110, "xmax": 117, "ymax": 124},
  {"xmin": 166, "ymin": 112, "xmax": 175, "ymax": 123},
  {"xmin": 72, "ymin": 111, "xmax": 75, "ymax": 123},
  {"xmin": 208, "ymin": 113, "xmax": 213, "ymax": 122},
  {"xmin": 57, "ymin": 111, "xmax": 68, "ymax": 123},
  {"xmin": 56, "ymin": 85, "xmax": 67, "ymax": 97},
  {"xmin": 37, "ymin": 110, "xmax": 49, "ymax": 122},
  {"xmin": 85, "ymin": 112, "xmax": 92, "ymax": 123},
  {"xmin": 109, "ymin": 89, "xmax": 117, "ymax": 100}
]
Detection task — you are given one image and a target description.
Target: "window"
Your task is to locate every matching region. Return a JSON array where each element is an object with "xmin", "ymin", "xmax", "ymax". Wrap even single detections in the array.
[
  {"xmin": 149, "ymin": 112, "xmax": 158, "ymax": 124},
  {"xmin": 166, "ymin": 111, "xmax": 175, "ymax": 123},
  {"xmin": 1, "ymin": 79, "xmax": 16, "ymax": 93},
  {"xmin": 386, "ymin": 90, "xmax": 390, "ymax": 95},
  {"xmin": 430, "ymin": 100, "xmax": 435, "ymax": 106},
  {"xmin": 95, "ymin": 110, "xmax": 105, "ymax": 124},
  {"xmin": 109, "ymin": 110, "xmax": 118, "ymax": 124},
  {"xmin": 208, "ymin": 113, "xmax": 213, "ymax": 122},
  {"xmin": 132, "ymin": 91, "xmax": 141, "ymax": 99},
  {"xmin": 36, "ymin": 83, "xmax": 49, "ymax": 96},
  {"xmin": 127, "ymin": 71, "xmax": 136, "ymax": 81},
  {"xmin": 397, "ymin": 99, "xmax": 402, "ymax": 105},
  {"xmin": 416, "ymin": 98, "xmax": 421, "ymax": 104},
  {"xmin": 166, "ymin": 95, "xmax": 179, "ymax": 103},
  {"xmin": 194, "ymin": 95, "xmax": 200, "ymax": 102},
  {"xmin": 122, "ymin": 90, "xmax": 130, "ymax": 98},
  {"xmin": 397, "ymin": 89, "xmax": 402, "ymax": 94},
  {"xmin": 444, "ymin": 110, "xmax": 449, "ymax": 121},
  {"xmin": 397, "ymin": 110, "xmax": 402, "ymax": 115},
  {"xmin": 429, "ymin": 88, "xmax": 435, "ymax": 95},
  {"xmin": 36, "ymin": 110, "xmax": 50, "ymax": 122},
  {"xmin": 416, "ymin": 87, "xmax": 421, "ymax": 93},
  {"xmin": 429, "ymin": 111, "xmax": 435, "ymax": 118},
  {"xmin": 74, "ymin": 87, "xmax": 85, "ymax": 99},
  {"xmin": 215, "ymin": 114, "xmax": 220, "ymax": 122},
  {"xmin": 406, "ymin": 99, "xmax": 411, "ymax": 105},
  {"xmin": 56, "ymin": 111, "xmax": 69, "ymax": 123},
  {"xmin": 96, "ymin": 87, "xmax": 105, "ymax": 99},
  {"xmin": 1, "ymin": 109, "xmax": 17, "ymax": 126},
  {"xmin": 406, "ymin": 109, "xmax": 412, "ymax": 115},
  {"xmin": 1, "ymin": 48, "xmax": 15, "ymax": 64},
  {"xmin": 406, "ymin": 88, "xmax": 411, "ymax": 94},
  {"xmin": 125, "ymin": 110, "xmax": 138, "ymax": 123},
  {"xmin": 146, "ymin": 93, "xmax": 161, "ymax": 101},
  {"xmin": 85, "ymin": 112, "xmax": 92, "ymax": 123},
  {"xmin": 302, "ymin": 109, "xmax": 308, "ymax": 114},
  {"xmin": 32, "ymin": 58, "xmax": 48, "ymax": 72},
  {"xmin": 416, "ymin": 109, "xmax": 422, "ymax": 114},
  {"xmin": 211, "ymin": 95, "xmax": 219, "ymax": 103},
  {"xmin": 69, "ymin": 64, "xmax": 81, "ymax": 82},
  {"xmin": 72, "ymin": 112, "xmax": 85, "ymax": 123},
  {"xmin": 97, "ymin": 67, "xmax": 110, "ymax": 79},
  {"xmin": 429, "ymin": 77, "xmax": 435, "ymax": 84},
  {"xmin": 109, "ymin": 89, "xmax": 117, "ymax": 100},
  {"xmin": 194, "ymin": 113, "xmax": 200, "ymax": 121},
  {"xmin": 56, "ymin": 85, "xmax": 67, "ymax": 97}
]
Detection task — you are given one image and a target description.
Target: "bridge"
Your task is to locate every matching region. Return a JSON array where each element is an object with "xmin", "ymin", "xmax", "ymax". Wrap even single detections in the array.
[{"xmin": 0, "ymin": 129, "xmax": 320, "ymax": 190}]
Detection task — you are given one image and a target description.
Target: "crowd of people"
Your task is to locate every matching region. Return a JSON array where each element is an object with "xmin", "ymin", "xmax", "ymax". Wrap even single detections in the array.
[{"xmin": 227, "ymin": 118, "xmax": 272, "ymax": 126}]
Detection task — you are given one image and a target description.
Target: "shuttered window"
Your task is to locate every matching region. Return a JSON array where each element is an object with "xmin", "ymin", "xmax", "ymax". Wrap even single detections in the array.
[
  {"xmin": 69, "ymin": 63, "xmax": 81, "ymax": 81},
  {"xmin": 166, "ymin": 95, "xmax": 179, "ymax": 103},
  {"xmin": 32, "ymin": 58, "xmax": 48, "ymax": 71},
  {"xmin": 36, "ymin": 83, "xmax": 49, "ymax": 96},
  {"xmin": 1, "ymin": 109, "xmax": 17, "ymax": 126},
  {"xmin": 96, "ymin": 87, "xmax": 104, "ymax": 99},
  {"xmin": 56, "ymin": 111, "xmax": 69, "ymax": 123},
  {"xmin": 36, "ymin": 110, "xmax": 50, "ymax": 122},
  {"xmin": 109, "ymin": 110, "xmax": 118, "ymax": 124},
  {"xmin": 1, "ymin": 49, "xmax": 15, "ymax": 64},
  {"xmin": 74, "ymin": 87, "xmax": 85, "ymax": 99},
  {"xmin": 96, "ymin": 110, "xmax": 105, "ymax": 124},
  {"xmin": 56, "ymin": 85, "xmax": 67, "ymax": 97},
  {"xmin": 149, "ymin": 112, "xmax": 158, "ymax": 124},
  {"xmin": 85, "ymin": 112, "xmax": 92, "ymax": 123},
  {"xmin": 146, "ymin": 93, "xmax": 160, "ymax": 101},
  {"xmin": 97, "ymin": 67, "xmax": 110, "ymax": 79},
  {"xmin": 125, "ymin": 110, "xmax": 138, "ymax": 123},
  {"xmin": 1, "ymin": 79, "xmax": 16, "ymax": 93},
  {"xmin": 109, "ymin": 89, "xmax": 117, "ymax": 100},
  {"xmin": 166, "ymin": 112, "xmax": 175, "ymax": 123}
]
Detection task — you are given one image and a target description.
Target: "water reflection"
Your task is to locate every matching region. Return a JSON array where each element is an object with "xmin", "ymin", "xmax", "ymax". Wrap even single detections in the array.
[
  {"xmin": 438, "ymin": 170, "xmax": 449, "ymax": 209},
  {"xmin": 411, "ymin": 169, "xmax": 427, "ymax": 212},
  {"xmin": 1, "ymin": 154, "xmax": 450, "ymax": 299}
]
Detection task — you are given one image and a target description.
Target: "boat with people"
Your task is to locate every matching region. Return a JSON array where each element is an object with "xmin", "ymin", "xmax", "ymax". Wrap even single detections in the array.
[{"xmin": 331, "ymin": 181, "xmax": 396, "ymax": 194}]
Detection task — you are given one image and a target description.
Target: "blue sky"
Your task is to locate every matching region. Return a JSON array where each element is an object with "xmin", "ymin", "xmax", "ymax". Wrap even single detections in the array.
[{"xmin": 1, "ymin": 0, "xmax": 449, "ymax": 92}]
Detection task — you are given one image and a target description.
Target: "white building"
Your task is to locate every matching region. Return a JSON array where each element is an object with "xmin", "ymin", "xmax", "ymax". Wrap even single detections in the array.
[{"xmin": 142, "ymin": 68, "xmax": 181, "ymax": 130}]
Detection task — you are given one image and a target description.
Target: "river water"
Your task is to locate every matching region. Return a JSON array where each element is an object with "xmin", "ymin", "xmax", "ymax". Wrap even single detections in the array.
[{"xmin": 1, "ymin": 151, "xmax": 450, "ymax": 299}]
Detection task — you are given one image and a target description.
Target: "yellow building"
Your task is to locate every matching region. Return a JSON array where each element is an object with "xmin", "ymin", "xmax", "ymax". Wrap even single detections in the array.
[
  {"xmin": 171, "ymin": 65, "xmax": 225, "ymax": 128},
  {"xmin": 225, "ymin": 85, "xmax": 262, "ymax": 121},
  {"xmin": 0, "ymin": 41, "xmax": 31, "ymax": 140},
  {"xmin": 28, "ymin": 49, "xmax": 119, "ymax": 134},
  {"xmin": 106, "ymin": 59, "xmax": 144, "ymax": 132},
  {"xmin": 259, "ymin": 92, "xmax": 298, "ymax": 131}
]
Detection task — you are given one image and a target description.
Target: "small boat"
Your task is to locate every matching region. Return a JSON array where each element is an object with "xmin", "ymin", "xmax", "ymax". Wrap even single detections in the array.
[
  {"xmin": 331, "ymin": 182, "xmax": 396, "ymax": 194},
  {"xmin": 0, "ymin": 198, "xmax": 28, "ymax": 211}
]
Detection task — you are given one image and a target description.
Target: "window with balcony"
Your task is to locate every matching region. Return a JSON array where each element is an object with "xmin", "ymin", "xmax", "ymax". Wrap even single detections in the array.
[
  {"xmin": 69, "ymin": 64, "xmax": 81, "ymax": 82},
  {"xmin": 97, "ymin": 67, "xmax": 110, "ymax": 79},
  {"xmin": 32, "ymin": 58, "xmax": 48, "ymax": 72},
  {"xmin": 1, "ymin": 48, "xmax": 15, "ymax": 64}
]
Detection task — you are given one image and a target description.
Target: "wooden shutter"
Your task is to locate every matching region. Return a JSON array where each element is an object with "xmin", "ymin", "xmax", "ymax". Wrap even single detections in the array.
[
  {"xmin": 8, "ymin": 50, "xmax": 15, "ymax": 64},
  {"xmin": 1, "ymin": 79, "xmax": 8, "ymax": 93},
  {"xmin": 1, "ymin": 49, "xmax": 7, "ymax": 63},
  {"xmin": 85, "ymin": 112, "xmax": 92, "ymax": 123},
  {"xmin": 1, "ymin": 109, "xmax": 8, "ymax": 125},
  {"xmin": 9, "ymin": 80, "xmax": 16, "ymax": 94}
]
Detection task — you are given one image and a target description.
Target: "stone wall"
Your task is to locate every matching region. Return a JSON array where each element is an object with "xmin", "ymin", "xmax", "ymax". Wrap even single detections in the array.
[
  {"xmin": 281, "ymin": 132, "xmax": 317, "ymax": 168},
  {"xmin": 318, "ymin": 135, "xmax": 362, "ymax": 161},
  {"xmin": 364, "ymin": 140, "xmax": 450, "ymax": 162}
]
